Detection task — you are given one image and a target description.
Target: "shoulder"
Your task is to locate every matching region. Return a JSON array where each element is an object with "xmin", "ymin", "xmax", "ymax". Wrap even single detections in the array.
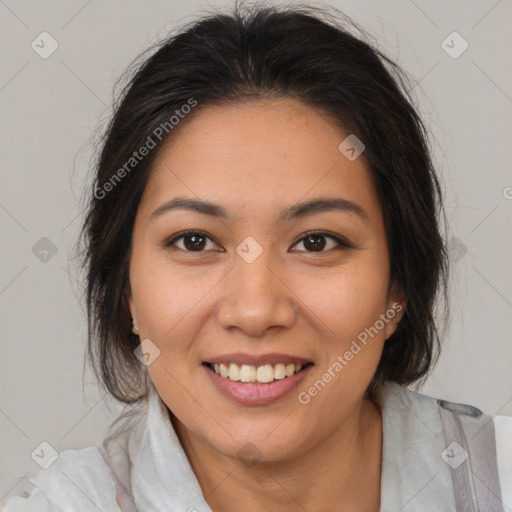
[
  {"xmin": 1, "ymin": 401, "xmax": 148, "ymax": 512},
  {"xmin": 383, "ymin": 379, "xmax": 509, "ymax": 429},
  {"xmin": 1, "ymin": 446, "xmax": 123, "ymax": 512},
  {"xmin": 383, "ymin": 381, "xmax": 512, "ymax": 509},
  {"xmin": 392, "ymin": 380, "xmax": 512, "ymax": 449}
]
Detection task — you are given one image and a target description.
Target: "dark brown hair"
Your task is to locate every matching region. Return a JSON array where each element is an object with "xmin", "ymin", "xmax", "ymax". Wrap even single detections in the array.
[{"xmin": 77, "ymin": 1, "xmax": 449, "ymax": 404}]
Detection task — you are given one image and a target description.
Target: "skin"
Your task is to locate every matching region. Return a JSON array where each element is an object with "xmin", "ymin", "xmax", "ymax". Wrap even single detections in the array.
[{"xmin": 127, "ymin": 98, "xmax": 404, "ymax": 512}]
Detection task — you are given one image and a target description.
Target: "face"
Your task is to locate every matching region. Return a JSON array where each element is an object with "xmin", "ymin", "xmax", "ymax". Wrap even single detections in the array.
[{"xmin": 128, "ymin": 98, "xmax": 402, "ymax": 463}]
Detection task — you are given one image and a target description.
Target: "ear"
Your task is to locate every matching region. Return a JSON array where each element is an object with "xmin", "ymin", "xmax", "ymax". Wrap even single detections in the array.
[{"xmin": 383, "ymin": 281, "xmax": 406, "ymax": 341}]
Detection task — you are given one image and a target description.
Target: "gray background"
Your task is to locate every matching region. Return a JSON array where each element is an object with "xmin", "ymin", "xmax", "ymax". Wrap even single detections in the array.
[{"xmin": 1, "ymin": 0, "xmax": 511, "ymax": 503}]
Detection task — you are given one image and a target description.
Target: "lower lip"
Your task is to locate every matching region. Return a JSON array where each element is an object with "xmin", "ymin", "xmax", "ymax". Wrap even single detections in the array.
[{"xmin": 203, "ymin": 364, "xmax": 313, "ymax": 405}]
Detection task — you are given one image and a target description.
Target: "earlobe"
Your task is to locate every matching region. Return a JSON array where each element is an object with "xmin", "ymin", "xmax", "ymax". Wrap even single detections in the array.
[
  {"xmin": 128, "ymin": 296, "xmax": 139, "ymax": 335},
  {"xmin": 384, "ymin": 286, "xmax": 406, "ymax": 340}
]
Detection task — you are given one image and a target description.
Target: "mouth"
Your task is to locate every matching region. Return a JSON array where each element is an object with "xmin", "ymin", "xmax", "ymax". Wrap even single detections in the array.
[
  {"xmin": 202, "ymin": 361, "xmax": 314, "ymax": 384},
  {"xmin": 201, "ymin": 353, "xmax": 315, "ymax": 405},
  {"xmin": 203, "ymin": 360, "xmax": 314, "ymax": 405}
]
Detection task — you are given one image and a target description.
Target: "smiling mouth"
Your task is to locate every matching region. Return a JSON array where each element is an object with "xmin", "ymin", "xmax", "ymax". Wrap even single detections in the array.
[{"xmin": 203, "ymin": 362, "xmax": 314, "ymax": 384}]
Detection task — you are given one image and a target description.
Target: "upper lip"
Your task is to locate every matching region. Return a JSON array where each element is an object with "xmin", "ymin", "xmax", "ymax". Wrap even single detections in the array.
[{"xmin": 204, "ymin": 352, "xmax": 313, "ymax": 367}]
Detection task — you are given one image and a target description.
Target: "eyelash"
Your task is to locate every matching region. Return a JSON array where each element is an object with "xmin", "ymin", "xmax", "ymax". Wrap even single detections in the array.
[{"xmin": 163, "ymin": 229, "xmax": 352, "ymax": 254}]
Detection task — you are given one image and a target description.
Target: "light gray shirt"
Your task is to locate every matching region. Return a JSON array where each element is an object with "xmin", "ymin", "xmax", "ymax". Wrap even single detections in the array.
[{"xmin": 2, "ymin": 379, "xmax": 511, "ymax": 511}]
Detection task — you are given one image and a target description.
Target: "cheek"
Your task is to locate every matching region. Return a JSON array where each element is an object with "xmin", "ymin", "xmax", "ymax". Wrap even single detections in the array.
[
  {"xmin": 130, "ymin": 248, "xmax": 206, "ymax": 320},
  {"xmin": 295, "ymin": 260, "xmax": 389, "ymax": 339},
  {"xmin": 131, "ymin": 250, "xmax": 211, "ymax": 334},
  {"xmin": 296, "ymin": 268, "xmax": 388, "ymax": 405}
]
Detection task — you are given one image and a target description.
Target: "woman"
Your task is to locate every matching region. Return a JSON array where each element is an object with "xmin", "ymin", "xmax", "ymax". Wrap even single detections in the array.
[{"xmin": 3, "ymin": 2, "xmax": 511, "ymax": 511}]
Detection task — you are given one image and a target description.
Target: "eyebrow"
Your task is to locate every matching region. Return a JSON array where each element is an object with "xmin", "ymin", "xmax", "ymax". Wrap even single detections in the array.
[{"xmin": 149, "ymin": 195, "xmax": 369, "ymax": 223}]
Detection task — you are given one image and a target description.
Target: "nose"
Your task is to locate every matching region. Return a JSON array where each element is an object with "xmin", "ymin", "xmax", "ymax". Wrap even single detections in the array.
[{"xmin": 216, "ymin": 251, "xmax": 297, "ymax": 338}]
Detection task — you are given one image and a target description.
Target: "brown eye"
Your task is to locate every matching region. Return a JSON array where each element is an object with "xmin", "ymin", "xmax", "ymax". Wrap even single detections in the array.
[
  {"xmin": 291, "ymin": 231, "xmax": 350, "ymax": 253},
  {"xmin": 303, "ymin": 234, "xmax": 327, "ymax": 252},
  {"xmin": 165, "ymin": 231, "xmax": 218, "ymax": 252}
]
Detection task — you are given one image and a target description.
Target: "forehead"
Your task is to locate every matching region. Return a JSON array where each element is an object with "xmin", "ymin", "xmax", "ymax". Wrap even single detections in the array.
[{"xmin": 139, "ymin": 98, "xmax": 382, "ymax": 225}]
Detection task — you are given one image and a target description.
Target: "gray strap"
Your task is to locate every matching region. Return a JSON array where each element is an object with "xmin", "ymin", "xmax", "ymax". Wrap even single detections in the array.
[{"xmin": 437, "ymin": 399, "xmax": 504, "ymax": 511}]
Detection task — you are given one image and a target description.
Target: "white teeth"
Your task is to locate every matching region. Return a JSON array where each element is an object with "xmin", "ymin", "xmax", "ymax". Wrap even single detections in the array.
[
  {"xmin": 220, "ymin": 363, "xmax": 229, "ymax": 378},
  {"xmin": 256, "ymin": 364, "xmax": 274, "ymax": 383},
  {"xmin": 273, "ymin": 363, "xmax": 286, "ymax": 380},
  {"xmin": 240, "ymin": 364, "xmax": 256, "ymax": 382},
  {"xmin": 228, "ymin": 363, "xmax": 240, "ymax": 381},
  {"xmin": 210, "ymin": 362, "xmax": 307, "ymax": 383}
]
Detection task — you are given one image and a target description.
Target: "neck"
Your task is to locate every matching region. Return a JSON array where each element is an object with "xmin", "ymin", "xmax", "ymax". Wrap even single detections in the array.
[{"xmin": 171, "ymin": 397, "xmax": 383, "ymax": 512}]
